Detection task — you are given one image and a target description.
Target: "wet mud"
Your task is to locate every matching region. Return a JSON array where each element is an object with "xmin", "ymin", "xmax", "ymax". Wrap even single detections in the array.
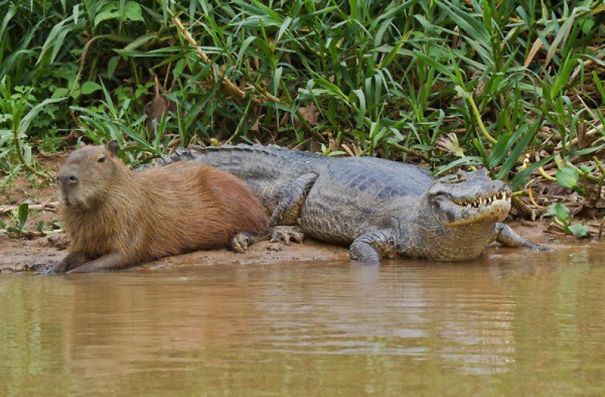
[
  {"xmin": 0, "ymin": 220, "xmax": 573, "ymax": 273},
  {"xmin": 0, "ymin": 234, "xmax": 351, "ymax": 273}
]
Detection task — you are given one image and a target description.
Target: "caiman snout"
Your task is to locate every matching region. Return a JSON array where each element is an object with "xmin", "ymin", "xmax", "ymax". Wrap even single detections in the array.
[{"xmin": 491, "ymin": 180, "xmax": 511, "ymax": 195}]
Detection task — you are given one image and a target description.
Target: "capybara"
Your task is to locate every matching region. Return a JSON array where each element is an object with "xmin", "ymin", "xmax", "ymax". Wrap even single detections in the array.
[{"xmin": 50, "ymin": 141, "xmax": 269, "ymax": 273}]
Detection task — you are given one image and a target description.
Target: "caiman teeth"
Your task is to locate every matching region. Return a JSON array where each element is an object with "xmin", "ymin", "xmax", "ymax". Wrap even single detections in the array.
[{"xmin": 457, "ymin": 192, "xmax": 511, "ymax": 209}]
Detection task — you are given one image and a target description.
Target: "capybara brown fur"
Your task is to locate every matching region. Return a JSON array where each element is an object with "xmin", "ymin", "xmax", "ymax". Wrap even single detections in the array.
[{"xmin": 50, "ymin": 141, "xmax": 269, "ymax": 273}]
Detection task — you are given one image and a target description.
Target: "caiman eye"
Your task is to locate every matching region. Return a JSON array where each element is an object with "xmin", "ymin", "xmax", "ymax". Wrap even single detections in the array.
[
  {"xmin": 447, "ymin": 176, "xmax": 462, "ymax": 183},
  {"xmin": 449, "ymin": 172, "xmax": 466, "ymax": 183},
  {"xmin": 98, "ymin": 156, "xmax": 106, "ymax": 163}
]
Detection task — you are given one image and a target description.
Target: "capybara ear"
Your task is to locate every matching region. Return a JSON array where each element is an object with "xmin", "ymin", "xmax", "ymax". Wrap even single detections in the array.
[{"xmin": 106, "ymin": 140, "xmax": 120, "ymax": 156}]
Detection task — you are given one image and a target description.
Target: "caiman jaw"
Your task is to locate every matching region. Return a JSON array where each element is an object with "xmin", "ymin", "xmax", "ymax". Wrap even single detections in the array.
[
  {"xmin": 453, "ymin": 190, "xmax": 509, "ymax": 209},
  {"xmin": 447, "ymin": 190, "xmax": 511, "ymax": 226}
]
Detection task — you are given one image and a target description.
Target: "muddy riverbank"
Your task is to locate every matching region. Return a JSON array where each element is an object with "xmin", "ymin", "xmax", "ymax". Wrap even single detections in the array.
[{"xmin": 0, "ymin": 220, "xmax": 572, "ymax": 273}]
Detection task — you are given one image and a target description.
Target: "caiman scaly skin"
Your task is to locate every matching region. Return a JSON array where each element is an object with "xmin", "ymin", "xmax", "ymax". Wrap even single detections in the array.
[{"xmin": 155, "ymin": 144, "xmax": 548, "ymax": 263}]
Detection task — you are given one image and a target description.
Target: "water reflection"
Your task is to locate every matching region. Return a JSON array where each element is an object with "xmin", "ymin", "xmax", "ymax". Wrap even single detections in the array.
[{"xmin": 1, "ymin": 242, "xmax": 605, "ymax": 395}]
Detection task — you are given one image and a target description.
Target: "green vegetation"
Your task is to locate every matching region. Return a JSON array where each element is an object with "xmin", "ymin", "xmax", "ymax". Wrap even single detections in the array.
[
  {"xmin": 0, "ymin": 203, "xmax": 29, "ymax": 237},
  {"xmin": 0, "ymin": 0, "xmax": 604, "ymax": 234}
]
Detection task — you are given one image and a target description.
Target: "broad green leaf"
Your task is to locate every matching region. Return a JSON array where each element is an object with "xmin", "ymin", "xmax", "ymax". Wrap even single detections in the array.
[
  {"xmin": 52, "ymin": 88, "xmax": 69, "ymax": 99},
  {"xmin": 580, "ymin": 17, "xmax": 595, "ymax": 34},
  {"xmin": 94, "ymin": 9, "xmax": 118, "ymax": 27},
  {"xmin": 568, "ymin": 223, "xmax": 588, "ymax": 238},
  {"xmin": 556, "ymin": 165, "xmax": 579, "ymax": 189},
  {"xmin": 17, "ymin": 203, "xmax": 29, "ymax": 231},
  {"xmin": 95, "ymin": 2, "xmax": 144, "ymax": 26},
  {"xmin": 81, "ymin": 81, "xmax": 102, "ymax": 95},
  {"xmin": 546, "ymin": 202, "xmax": 570, "ymax": 222},
  {"xmin": 123, "ymin": 1, "xmax": 145, "ymax": 22},
  {"xmin": 107, "ymin": 57, "xmax": 119, "ymax": 77}
]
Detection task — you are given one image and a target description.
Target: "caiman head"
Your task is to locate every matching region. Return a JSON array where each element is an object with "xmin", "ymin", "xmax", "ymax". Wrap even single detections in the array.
[
  {"xmin": 416, "ymin": 170, "xmax": 512, "ymax": 261},
  {"xmin": 427, "ymin": 170, "xmax": 511, "ymax": 226}
]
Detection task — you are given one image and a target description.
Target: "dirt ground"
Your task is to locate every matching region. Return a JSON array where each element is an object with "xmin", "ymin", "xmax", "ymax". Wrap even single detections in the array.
[
  {"xmin": 0, "ymin": 217, "xmax": 569, "ymax": 274},
  {"xmin": 0, "ymin": 233, "xmax": 354, "ymax": 273}
]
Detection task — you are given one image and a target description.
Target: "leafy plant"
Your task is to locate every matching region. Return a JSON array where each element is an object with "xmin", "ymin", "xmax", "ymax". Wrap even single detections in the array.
[
  {"xmin": 0, "ymin": 203, "xmax": 30, "ymax": 237},
  {"xmin": 0, "ymin": 0, "xmax": 603, "ymax": 216},
  {"xmin": 546, "ymin": 202, "xmax": 589, "ymax": 238}
]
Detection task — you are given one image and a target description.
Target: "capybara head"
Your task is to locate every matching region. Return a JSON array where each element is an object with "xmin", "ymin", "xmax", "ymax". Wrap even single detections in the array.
[{"xmin": 57, "ymin": 141, "xmax": 123, "ymax": 209}]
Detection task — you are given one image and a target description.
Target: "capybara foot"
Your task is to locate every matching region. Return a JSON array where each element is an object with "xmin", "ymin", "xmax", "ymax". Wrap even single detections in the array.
[
  {"xmin": 230, "ymin": 232, "xmax": 254, "ymax": 253},
  {"xmin": 270, "ymin": 226, "xmax": 304, "ymax": 245},
  {"xmin": 46, "ymin": 252, "xmax": 91, "ymax": 274},
  {"xmin": 230, "ymin": 231, "xmax": 269, "ymax": 253}
]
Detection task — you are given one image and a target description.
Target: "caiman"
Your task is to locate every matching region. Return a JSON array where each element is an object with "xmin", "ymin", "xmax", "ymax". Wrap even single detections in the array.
[{"xmin": 155, "ymin": 144, "xmax": 548, "ymax": 263}]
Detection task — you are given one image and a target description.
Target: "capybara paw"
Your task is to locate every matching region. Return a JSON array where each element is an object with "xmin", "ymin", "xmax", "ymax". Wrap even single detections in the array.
[
  {"xmin": 230, "ymin": 232, "xmax": 252, "ymax": 253},
  {"xmin": 46, "ymin": 262, "xmax": 68, "ymax": 274},
  {"xmin": 38, "ymin": 263, "xmax": 61, "ymax": 275},
  {"xmin": 270, "ymin": 226, "xmax": 304, "ymax": 245}
]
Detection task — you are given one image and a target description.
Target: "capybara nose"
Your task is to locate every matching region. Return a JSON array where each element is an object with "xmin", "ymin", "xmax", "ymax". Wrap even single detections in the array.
[{"xmin": 57, "ymin": 173, "xmax": 79, "ymax": 186}]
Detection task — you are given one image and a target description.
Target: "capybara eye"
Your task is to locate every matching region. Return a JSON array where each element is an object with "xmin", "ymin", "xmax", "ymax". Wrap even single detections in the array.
[{"xmin": 98, "ymin": 156, "xmax": 106, "ymax": 163}]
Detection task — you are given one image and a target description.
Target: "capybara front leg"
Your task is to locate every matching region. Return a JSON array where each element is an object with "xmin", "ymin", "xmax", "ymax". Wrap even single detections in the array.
[
  {"xmin": 67, "ymin": 252, "xmax": 126, "ymax": 273},
  {"xmin": 49, "ymin": 252, "xmax": 92, "ymax": 274}
]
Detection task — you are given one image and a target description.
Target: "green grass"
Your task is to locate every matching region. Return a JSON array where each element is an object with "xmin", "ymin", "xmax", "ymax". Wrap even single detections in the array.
[{"xmin": 0, "ymin": 0, "xmax": 604, "ymax": 200}]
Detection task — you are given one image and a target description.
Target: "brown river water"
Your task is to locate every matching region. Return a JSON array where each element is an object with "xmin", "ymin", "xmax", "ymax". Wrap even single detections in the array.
[{"xmin": 1, "ymin": 240, "xmax": 604, "ymax": 396}]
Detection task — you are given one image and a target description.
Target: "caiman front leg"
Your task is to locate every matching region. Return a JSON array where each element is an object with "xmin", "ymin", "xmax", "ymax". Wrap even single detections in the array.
[
  {"xmin": 350, "ymin": 229, "xmax": 398, "ymax": 264},
  {"xmin": 271, "ymin": 172, "xmax": 318, "ymax": 225},
  {"xmin": 270, "ymin": 226, "xmax": 305, "ymax": 245},
  {"xmin": 270, "ymin": 172, "xmax": 318, "ymax": 244},
  {"xmin": 230, "ymin": 227, "xmax": 305, "ymax": 252},
  {"xmin": 495, "ymin": 223, "xmax": 551, "ymax": 251}
]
